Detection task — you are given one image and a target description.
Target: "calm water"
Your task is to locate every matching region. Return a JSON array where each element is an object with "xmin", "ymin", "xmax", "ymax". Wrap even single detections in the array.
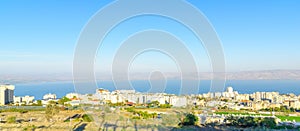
[{"xmin": 15, "ymin": 80, "xmax": 300, "ymax": 100}]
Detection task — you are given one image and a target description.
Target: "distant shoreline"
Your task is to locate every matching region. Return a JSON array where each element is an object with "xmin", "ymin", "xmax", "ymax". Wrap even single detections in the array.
[{"xmin": 13, "ymin": 80, "xmax": 300, "ymax": 100}]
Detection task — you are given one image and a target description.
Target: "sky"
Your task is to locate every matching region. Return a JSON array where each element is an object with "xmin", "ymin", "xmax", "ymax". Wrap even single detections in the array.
[{"xmin": 0, "ymin": 0, "xmax": 300, "ymax": 75}]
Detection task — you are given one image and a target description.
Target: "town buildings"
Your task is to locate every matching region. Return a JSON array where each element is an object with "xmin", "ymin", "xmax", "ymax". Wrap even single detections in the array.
[
  {"xmin": 1, "ymin": 84, "xmax": 300, "ymax": 111},
  {"xmin": 92, "ymin": 88, "xmax": 188, "ymax": 107},
  {"xmin": 197, "ymin": 87, "xmax": 300, "ymax": 110},
  {"xmin": 13, "ymin": 95, "xmax": 35, "ymax": 105}
]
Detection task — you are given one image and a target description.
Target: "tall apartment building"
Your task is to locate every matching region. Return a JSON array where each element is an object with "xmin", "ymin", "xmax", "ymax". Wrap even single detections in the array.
[{"xmin": 0, "ymin": 84, "xmax": 15, "ymax": 105}]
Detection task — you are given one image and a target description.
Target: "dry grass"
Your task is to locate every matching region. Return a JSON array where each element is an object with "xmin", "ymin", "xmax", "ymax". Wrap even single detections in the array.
[
  {"xmin": 0, "ymin": 108, "xmax": 180, "ymax": 131},
  {"xmin": 0, "ymin": 110, "xmax": 83, "ymax": 130}
]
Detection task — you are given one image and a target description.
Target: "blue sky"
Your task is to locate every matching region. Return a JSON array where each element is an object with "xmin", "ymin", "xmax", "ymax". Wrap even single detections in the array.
[{"xmin": 0, "ymin": 0, "xmax": 299, "ymax": 74}]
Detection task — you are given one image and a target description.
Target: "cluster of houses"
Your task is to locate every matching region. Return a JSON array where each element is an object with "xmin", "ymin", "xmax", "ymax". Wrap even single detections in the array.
[
  {"xmin": 197, "ymin": 87, "xmax": 300, "ymax": 110},
  {"xmin": 79, "ymin": 88, "xmax": 188, "ymax": 107},
  {"xmin": 12, "ymin": 93, "xmax": 80, "ymax": 106},
  {"xmin": 13, "ymin": 95, "xmax": 35, "ymax": 105}
]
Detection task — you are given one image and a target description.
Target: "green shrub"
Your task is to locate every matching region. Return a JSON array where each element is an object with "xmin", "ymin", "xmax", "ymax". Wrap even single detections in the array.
[
  {"xmin": 18, "ymin": 109, "xmax": 28, "ymax": 114},
  {"xmin": 132, "ymin": 116, "xmax": 141, "ymax": 119},
  {"xmin": 159, "ymin": 104, "xmax": 172, "ymax": 108},
  {"xmin": 6, "ymin": 116, "xmax": 16, "ymax": 123},
  {"xmin": 125, "ymin": 107, "xmax": 135, "ymax": 112},
  {"xmin": 45, "ymin": 101, "xmax": 59, "ymax": 121},
  {"xmin": 82, "ymin": 114, "xmax": 93, "ymax": 122},
  {"xmin": 23, "ymin": 125, "xmax": 36, "ymax": 131},
  {"xmin": 180, "ymin": 114, "xmax": 198, "ymax": 126}
]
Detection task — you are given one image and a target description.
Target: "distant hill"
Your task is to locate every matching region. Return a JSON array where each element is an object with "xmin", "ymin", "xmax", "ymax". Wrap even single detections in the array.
[
  {"xmin": 225, "ymin": 70, "xmax": 300, "ymax": 80},
  {"xmin": 1, "ymin": 70, "xmax": 300, "ymax": 84}
]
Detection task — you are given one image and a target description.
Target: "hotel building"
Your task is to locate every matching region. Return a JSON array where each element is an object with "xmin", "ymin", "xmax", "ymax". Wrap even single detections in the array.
[{"xmin": 0, "ymin": 84, "xmax": 15, "ymax": 105}]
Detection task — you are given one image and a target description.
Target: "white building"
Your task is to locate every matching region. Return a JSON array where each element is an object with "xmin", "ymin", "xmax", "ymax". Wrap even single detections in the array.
[
  {"xmin": 119, "ymin": 90, "xmax": 135, "ymax": 94},
  {"xmin": 13, "ymin": 96, "xmax": 22, "ymax": 104},
  {"xmin": 66, "ymin": 93, "xmax": 79, "ymax": 99},
  {"xmin": 43, "ymin": 93, "xmax": 57, "ymax": 100},
  {"xmin": 169, "ymin": 96, "xmax": 187, "ymax": 107},
  {"xmin": 226, "ymin": 87, "xmax": 234, "ymax": 93},
  {"xmin": 0, "ymin": 84, "xmax": 15, "ymax": 105},
  {"xmin": 222, "ymin": 87, "xmax": 238, "ymax": 98},
  {"xmin": 235, "ymin": 94, "xmax": 250, "ymax": 101},
  {"xmin": 42, "ymin": 93, "xmax": 58, "ymax": 105},
  {"xmin": 13, "ymin": 95, "xmax": 35, "ymax": 105},
  {"xmin": 22, "ymin": 95, "xmax": 35, "ymax": 104}
]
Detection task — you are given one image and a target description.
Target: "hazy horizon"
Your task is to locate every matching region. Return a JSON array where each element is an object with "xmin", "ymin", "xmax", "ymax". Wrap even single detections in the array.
[{"xmin": 1, "ymin": 70, "xmax": 300, "ymax": 85}]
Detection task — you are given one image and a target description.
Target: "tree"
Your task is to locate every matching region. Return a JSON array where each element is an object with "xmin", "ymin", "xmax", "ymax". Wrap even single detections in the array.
[
  {"xmin": 241, "ymin": 116, "xmax": 256, "ymax": 127},
  {"xmin": 274, "ymin": 107, "xmax": 280, "ymax": 112},
  {"xmin": 180, "ymin": 113, "xmax": 199, "ymax": 126},
  {"xmin": 148, "ymin": 101, "xmax": 160, "ymax": 108},
  {"xmin": 32, "ymin": 100, "xmax": 43, "ymax": 106},
  {"xmin": 58, "ymin": 96, "xmax": 71, "ymax": 105},
  {"xmin": 37, "ymin": 100, "xmax": 42, "ymax": 106},
  {"xmin": 225, "ymin": 116, "xmax": 277, "ymax": 129},
  {"xmin": 45, "ymin": 101, "xmax": 59, "ymax": 122},
  {"xmin": 261, "ymin": 118, "xmax": 276, "ymax": 128},
  {"xmin": 280, "ymin": 106, "xmax": 288, "ymax": 112},
  {"xmin": 225, "ymin": 115, "xmax": 237, "ymax": 126},
  {"xmin": 290, "ymin": 107, "xmax": 296, "ymax": 112}
]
